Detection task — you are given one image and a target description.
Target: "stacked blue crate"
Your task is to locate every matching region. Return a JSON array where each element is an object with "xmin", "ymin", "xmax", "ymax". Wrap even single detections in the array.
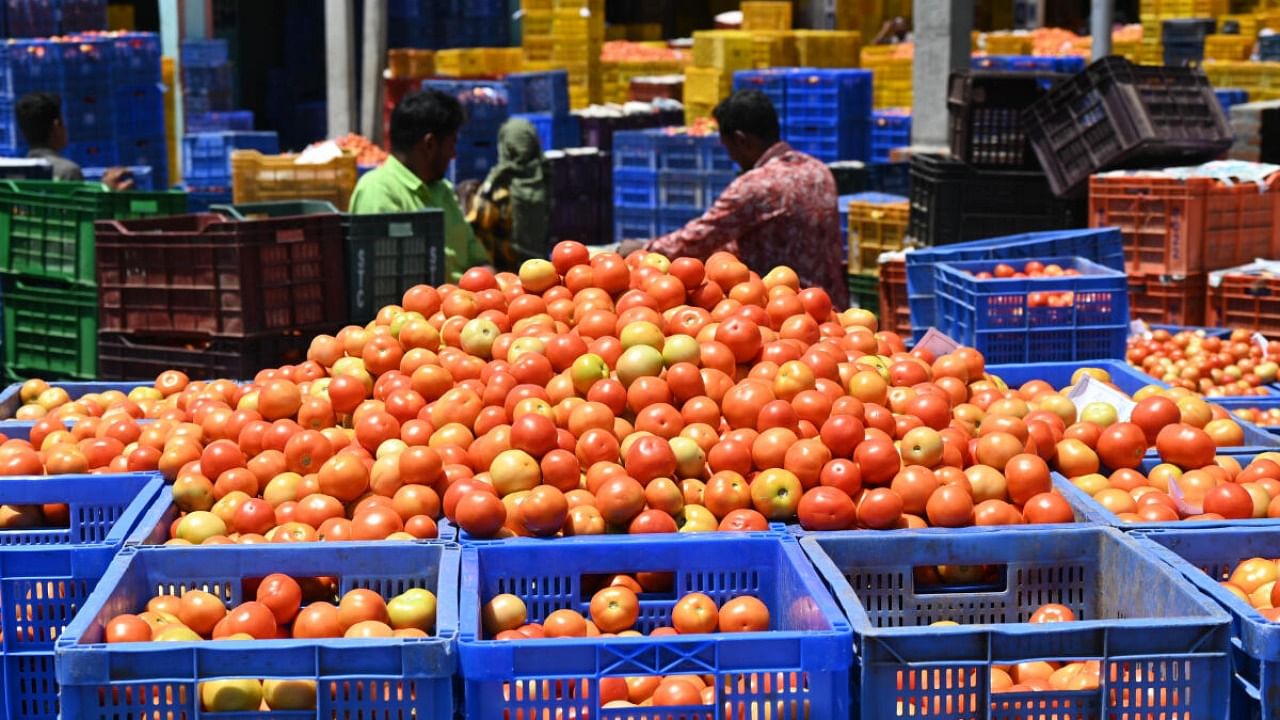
[
  {"xmin": 425, "ymin": 78, "xmax": 508, "ymax": 182},
  {"xmin": 180, "ymin": 38, "xmax": 233, "ymax": 119},
  {"xmin": 181, "ymin": 131, "xmax": 278, "ymax": 188},
  {"xmin": 613, "ymin": 129, "xmax": 734, "ymax": 242},
  {"xmin": 185, "ymin": 109, "xmax": 254, "ymax": 133},
  {"xmin": 871, "ymin": 110, "xmax": 910, "ymax": 163},
  {"xmin": 111, "ymin": 32, "xmax": 166, "ymax": 186},
  {"xmin": 784, "ymin": 69, "xmax": 873, "ymax": 163},
  {"xmin": 1215, "ymin": 87, "xmax": 1248, "ymax": 114},
  {"xmin": 389, "ymin": 0, "xmax": 507, "ymax": 49},
  {"xmin": 732, "ymin": 68, "xmax": 811, "ymax": 124},
  {"xmin": 4, "ymin": 0, "xmax": 56, "ymax": 38},
  {"xmin": 514, "ymin": 112, "xmax": 581, "ymax": 151}
]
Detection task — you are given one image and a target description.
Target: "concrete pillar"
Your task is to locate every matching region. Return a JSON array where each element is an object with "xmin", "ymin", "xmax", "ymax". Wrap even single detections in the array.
[
  {"xmin": 910, "ymin": 0, "xmax": 973, "ymax": 148},
  {"xmin": 1091, "ymin": 0, "xmax": 1113, "ymax": 60},
  {"xmin": 325, "ymin": 0, "xmax": 356, "ymax": 138},
  {"xmin": 360, "ymin": 0, "xmax": 387, "ymax": 141}
]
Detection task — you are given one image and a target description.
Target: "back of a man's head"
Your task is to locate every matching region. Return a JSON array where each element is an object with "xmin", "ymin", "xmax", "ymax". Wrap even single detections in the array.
[
  {"xmin": 390, "ymin": 89, "xmax": 465, "ymax": 156},
  {"xmin": 713, "ymin": 90, "xmax": 780, "ymax": 145},
  {"xmin": 16, "ymin": 92, "xmax": 61, "ymax": 148}
]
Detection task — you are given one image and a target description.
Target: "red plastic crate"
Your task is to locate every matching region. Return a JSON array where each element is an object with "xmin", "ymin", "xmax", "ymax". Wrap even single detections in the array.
[
  {"xmin": 1208, "ymin": 270, "xmax": 1280, "ymax": 333},
  {"xmin": 1088, "ymin": 172, "xmax": 1280, "ymax": 277},
  {"xmin": 877, "ymin": 257, "xmax": 911, "ymax": 337},
  {"xmin": 95, "ymin": 212, "xmax": 347, "ymax": 336},
  {"xmin": 1128, "ymin": 272, "xmax": 1208, "ymax": 326}
]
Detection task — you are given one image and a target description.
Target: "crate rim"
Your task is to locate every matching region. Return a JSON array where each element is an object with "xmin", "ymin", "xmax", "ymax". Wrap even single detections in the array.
[
  {"xmin": 56, "ymin": 540, "xmax": 462, "ymax": 679},
  {"xmin": 800, "ymin": 525, "xmax": 1232, "ymax": 643},
  {"xmin": 0, "ymin": 472, "xmax": 164, "ymax": 552}
]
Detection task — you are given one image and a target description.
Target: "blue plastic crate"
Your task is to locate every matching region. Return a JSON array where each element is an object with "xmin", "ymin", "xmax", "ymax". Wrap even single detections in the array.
[
  {"xmin": 0, "ymin": 381, "xmax": 148, "ymax": 420},
  {"xmin": 57, "ymin": 542, "xmax": 459, "ymax": 720},
  {"xmin": 60, "ymin": 0, "xmax": 108, "ymax": 33},
  {"xmin": 802, "ymin": 526, "xmax": 1231, "ymax": 720},
  {"xmin": 1215, "ymin": 87, "xmax": 1248, "ymax": 114},
  {"xmin": 185, "ymin": 109, "xmax": 254, "ymax": 133},
  {"xmin": 905, "ymin": 227, "xmax": 1124, "ymax": 334},
  {"xmin": 82, "ymin": 165, "xmax": 153, "ymax": 191},
  {"xmin": 4, "ymin": 0, "xmax": 56, "ymax": 38},
  {"xmin": 1204, "ymin": 394, "xmax": 1280, "ymax": 434},
  {"xmin": 458, "ymin": 534, "xmax": 853, "ymax": 720},
  {"xmin": 614, "ymin": 207, "xmax": 657, "ymax": 242},
  {"xmin": 658, "ymin": 170, "xmax": 704, "ymax": 210},
  {"xmin": 512, "ymin": 111, "xmax": 580, "ymax": 151},
  {"xmin": 871, "ymin": 110, "xmax": 910, "ymax": 164},
  {"xmin": 181, "ymin": 64, "xmax": 233, "ymax": 111},
  {"xmin": 612, "ymin": 167, "xmax": 657, "ymax": 209},
  {"xmin": 1139, "ymin": 527, "xmax": 1280, "ymax": 720},
  {"xmin": 611, "ymin": 130, "xmax": 659, "ymax": 171},
  {"xmin": 732, "ymin": 68, "xmax": 810, "ymax": 123},
  {"xmin": 63, "ymin": 140, "xmax": 117, "ymax": 168},
  {"xmin": 986, "ymin": 359, "xmax": 1166, "ymax": 395},
  {"xmin": 655, "ymin": 132, "xmax": 703, "ymax": 172},
  {"xmin": 108, "ymin": 32, "xmax": 161, "ymax": 87},
  {"xmin": 970, "ymin": 54, "xmax": 1085, "ymax": 73},
  {"xmin": 785, "ymin": 68, "xmax": 873, "ymax": 126},
  {"xmin": 116, "ymin": 134, "xmax": 167, "ymax": 188},
  {"xmin": 657, "ymin": 207, "xmax": 696, "ymax": 235},
  {"xmin": 453, "ymin": 0, "xmax": 504, "ymax": 16},
  {"xmin": 0, "ymin": 471, "xmax": 164, "ymax": 720},
  {"xmin": 422, "ymin": 78, "xmax": 509, "ymax": 128},
  {"xmin": 112, "ymin": 83, "xmax": 164, "ymax": 139},
  {"xmin": 867, "ymin": 160, "xmax": 909, "ymax": 195},
  {"xmin": 0, "ymin": 39, "xmax": 60, "ymax": 101},
  {"xmin": 179, "ymin": 38, "xmax": 228, "ymax": 68},
  {"xmin": 506, "ymin": 70, "xmax": 569, "ymax": 116},
  {"xmin": 182, "ymin": 131, "xmax": 279, "ymax": 185},
  {"xmin": 934, "ymin": 255, "xmax": 1128, "ymax": 363}
]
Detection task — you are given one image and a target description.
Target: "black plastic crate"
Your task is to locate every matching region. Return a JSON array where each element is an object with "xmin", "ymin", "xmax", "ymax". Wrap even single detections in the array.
[
  {"xmin": 1022, "ymin": 57, "xmax": 1232, "ymax": 196},
  {"xmin": 576, "ymin": 109, "xmax": 683, "ymax": 152},
  {"xmin": 908, "ymin": 153, "xmax": 1084, "ymax": 247},
  {"xmin": 948, "ymin": 70, "xmax": 1062, "ymax": 169},
  {"xmin": 96, "ymin": 326, "xmax": 332, "ymax": 380},
  {"xmin": 345, "ymin": 211, "xmax": 444, "ymax": 324},
  {"xmin": 547, "ymin": 147, "xmax": 612, "ymax": 248}
]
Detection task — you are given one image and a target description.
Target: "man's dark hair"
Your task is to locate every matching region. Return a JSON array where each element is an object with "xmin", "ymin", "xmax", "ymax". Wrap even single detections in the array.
[
  {"xmin": 390, "ymin": 89, "xmax": 466, "ymax": 155},
  {"xmin": 16, "ymin": 92, "xmax": 62, "ymax": 148},
  {"xmin": 713, "ymin": 90, "xmax": 780, "ymax": 145}
]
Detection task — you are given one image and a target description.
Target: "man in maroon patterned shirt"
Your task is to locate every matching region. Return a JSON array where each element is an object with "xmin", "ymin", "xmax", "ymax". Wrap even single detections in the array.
[{"xmin": 621, "ymin": 90, "xmax": 848, "ymax": 308}]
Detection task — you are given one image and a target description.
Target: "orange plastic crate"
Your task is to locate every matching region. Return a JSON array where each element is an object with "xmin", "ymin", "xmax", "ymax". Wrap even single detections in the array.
[
  {"xmin": 231, "ymin": 151, "xmax": 358, "ymax": 211},
  {"xmin": 1128, "ymin": 272, "xmax": 1208, "ymax": 326},
  {"xmin": 1088, "ymin": 173, "xmax": 1280, "ymax": 277},
  {"xmin": 1208, "ymin": 271, "xmax": 1280, "ymax": 332},
  {"xmin": 877, "ymin": 258, "xmax": 911, "ymax": 337}
]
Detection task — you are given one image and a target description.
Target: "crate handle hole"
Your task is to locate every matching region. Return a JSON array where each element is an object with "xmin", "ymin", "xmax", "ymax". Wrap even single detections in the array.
[{"xmin": 912, "ymin": 564, "xmax": 1009, "ymax": 596}]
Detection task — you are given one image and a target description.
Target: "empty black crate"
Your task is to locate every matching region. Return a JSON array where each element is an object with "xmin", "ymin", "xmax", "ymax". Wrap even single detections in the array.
[
  {"xmin": 1022, "ymin": 56, "xmax": 1232, "ymax": 196},
  {"xmin": 97, "ymin": 327, "xmax": 332, "ymax": 380},
  {"xmin": 1162, "ymin": 18, "xmax": 1216, "ymax": 66},
  {"xmin": 907, "ymin": 153, "xmax": 1084, "ymax": 247},
  {"xmin": 547, "ymin": 147, "xmax": 613, "ymax": 248},
  {"xmin": 345, "ymin": 211, "xmax": 445, "ymax": 324},
  {"xmin": 948, "ymin": 70, "xmax": 1062, "ymax": 169}
]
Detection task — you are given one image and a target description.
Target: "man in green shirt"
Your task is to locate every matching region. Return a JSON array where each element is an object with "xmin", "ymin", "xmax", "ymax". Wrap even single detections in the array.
[{"xmin": 350, "ymin": 88, "xmax": 491, "ymax": 282}]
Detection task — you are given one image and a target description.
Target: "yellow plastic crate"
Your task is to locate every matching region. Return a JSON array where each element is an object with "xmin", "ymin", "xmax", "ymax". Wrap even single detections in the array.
[
  {"xmin": 1137, "ymin": 39, "xmax": 1164, "ymax": 64},
  {"xmin": 752, "ymin": 31, "xmax": 797, "ymax": 68},
  {"xmin": 1223, "ymin": 13, "xmax": 1259, "ymax": 36},
  {"xmin": 793, "ymin": 30, "xmax": 861, "ymax": 68},
  {"xmin": 435, "ymin": 49, "xmax": 486, "ymax": 77},
  {"xmin": 552, "ymin": 10, "xmax": 605, "ymax": 40},
  {"xmin": 741, "ymin": 1, "xmax": 792, "ymax": 31},
  {"xmin": 685, "ymin": 101, "xmax": 715, "ymax": 125},
  {"xmin": 524, "ymin": 10, "xmax": 553, "ymax": 37},
  {"xmin": 554, "ymin": 0, "xmax": 603, "ymax": 10},
  {"xmin": 848, "ymin": 196, "xmax": 909, "ymax": 274},
  {"xmin": 485, "ymin": 48, "xmax": 524, "ymax": 74},
  {"xmin": 1205, "ymin": 34, "xmax": 1254, "ymax": 60},
  {"xmin": 983, "ymin": 32, "xmax": 1032, "ymax": 54},
  {"xmin": 521, "ymin": 0, "xmax": 553, "ymax": 9},
  {"xmin": 524, "ymin": 35, "xmax": 554, "ymax": 61},
  {"xmin": 162, "ymin": 57, "xmax": 178, "ymax": 185},
  {"xmin": 387, "ymin": 48, "xmax": 435, "ymax": 78},
  {"xmin": 1203, "ymin": 59, "xmax": 1268, "ymax": 88},
  {"xmin": 684, "ymin": 66, "xmax": 730, "ymax": 107},
  {"xmin": 231, "ymin": 151, "xmax": 359, "ymax": 210},
  {"xmin": 692, "ymin": 30, "xmax": 755, "ymax": 71},
  {"xmin": 1142, "ymin": 0, "xmax": 1227, "ymax": 15},
  {"xmin": 107, "ymin": 3, "xmax": 135, "ymax": 30},
  {"xmin": 626, "ymin": 23, "xmax": 663, "ymax": 41}
]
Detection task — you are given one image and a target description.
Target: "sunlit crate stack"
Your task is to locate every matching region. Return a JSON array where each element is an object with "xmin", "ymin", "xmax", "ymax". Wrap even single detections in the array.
[
  {"xmin": 687, "ymin": 31, "xmax": 756, "ymax": 122},
  {"xmin": 862, "ymin": 44, "xmax": 912, "ymax": 109},
  {"xmin": 551, "ymin": 0, "xmax": 605, "ymax": 108},
  {"xmin": 601, "ymin": 42, "xmax": 689, "ymax": 104},
  {"xmin": 752, "ymin": 31, "xmax": 798, "ymax": 68},
  {"xmin": 741, "ymin": 1, "xmax": 792, "ymax": 31},
  {"xmin": 794, "ymin": 30, "xmax": 861, "ymax": 68},
  {"xmin": 980, "ymin": 31, "xmax": 1032, "ymax": 55},
  {"xmin": 521, "ymin": 0, "xmax": 554, "ymax": 62},
  {"xmin": 1139, "ymin": 0, "xmax": 1230, "ymax": 64},
  {"xmin": 1205, "ymin": 60, "xmax": 1280, "ymax": 100},
  {"xmin": 1204, "ymin": 33, "xmax": 1255, "ymax": 60},
  {"xmin": 847, "ymin": 191, "xmax": 909, "ymax": 275},
  {"xmin": 684, "ymin": 66, "xmax": 733, "ymax": 122}
]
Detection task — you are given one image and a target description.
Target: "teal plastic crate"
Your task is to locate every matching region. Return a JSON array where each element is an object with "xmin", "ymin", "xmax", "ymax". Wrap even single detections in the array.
[
  {"xmin": 0, "ymin": 180, "xmax": 187, "ymax": 286},
  {"xmin": 458, "ymin": 533, "xmax": 853, "ymax": 720},
  {"xmin": 57, "ymin": 542, "xmax": 459, "ymax": 719},
  {"xmin": 802, "ymin": 526, "xmax": 1231, "ymax": 720},
  {"xmin": 0, "ymin": 472, "xmax": 164, "ymax": 720}
]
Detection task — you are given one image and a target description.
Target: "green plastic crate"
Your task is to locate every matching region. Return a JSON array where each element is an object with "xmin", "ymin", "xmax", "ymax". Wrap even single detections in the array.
[
  {"xmin": 847, "ymin": 270, "xmax": 878, "ymax": 312},
  {"xmin": 0, "ymin": 181, "xmax": 188, "ymax": 286},
  {"xmin": 2, "ymin": 276, "xmax": 97, "ymax": 380}
]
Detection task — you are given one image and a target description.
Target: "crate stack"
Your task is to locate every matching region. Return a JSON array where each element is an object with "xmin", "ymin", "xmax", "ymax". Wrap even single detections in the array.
[
  {"xmin": 600, "ymin": 41, "xmax": 689, "ymax": 104},
  {"xmin": 686, "ymin": 31, "xmax": 755, "ymax": 123},
  {"xmin": 1204, "ymin": 31, "xmax": 1255, "ymax": 61},
  {"xmin": 551, "ymin": 0, "xmax": 604, "ymax": 109},
  {"xmin": 1162, "ymin": 17, "xmax": 1217, "ymax": 66},
  {"xmin": 0, "ymin": 181, "xmax": 187, "ymax": 379},
  {"xmin": 422, "ymin": 79, "xmax": 509, "ymax": 183},
  {"xmin": 508, "ymin": 70, "xmax": 579, "ymax": 151},
  {"xmin": 1229, "ymin": 99, "xmax": 1280, "ymax": 163},
  {"xmin": 181, "ymin": 130, "xmax": 279, "ymax": 210},
  {"xmin": 732, "ymin": 68, "xmax": 873, "ymax": 163},
  {"xmin": 521, "ymin": 0, "xmax": 553, "ymax": 64},
  {"xmin": 434, "ymin": 47, "xmax": 525, "ymax": 77},
  {"xmin": 845, "ymin": 191, "xmax": 909, "ymax": 315},
  {"xmin": 5, "ymin": 0, "xmax": 107, "ymax": 36},
  {"xmin": 546, "ymin": 147, "xmax": 611, "ymax": 251},
  {"xmin": 612, "ymin": 128, "xmax": 735, "ymax": 242},
  {"xmin": 793, "ymin": 30, "xmax": 861, "ymax": 68},
  {"xmin": 871, "ymin": 109, "xmax": 910, "ymax": 163},
  {"xmin": 389, "ymin": 0, "xmax": 508, "ymax": 49},
  {"xmin": 741, "ymin": 1, "xmax": 792, "ymax": 32},
  {"xmin": 861, "ymin": 44, "xmax": 912, "ymax": 108},
  {"xmin": 574, "ymin": 104, "xmax": 685, "ymax": 153},
  {"xmin": 180, "ymin": 39, "xmax": 234, "ymax": 124}
]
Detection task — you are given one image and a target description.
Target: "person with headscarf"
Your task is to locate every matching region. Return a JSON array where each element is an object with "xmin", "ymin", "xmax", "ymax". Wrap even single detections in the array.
[{"xmin": 469, "ymin": 118, "xmax": 550, "ymax": 271}]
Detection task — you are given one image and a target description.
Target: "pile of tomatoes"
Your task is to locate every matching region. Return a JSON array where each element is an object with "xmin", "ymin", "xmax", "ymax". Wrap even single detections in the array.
[
  {"xmin": 968, "ymin": 261, "xmax": 1080, "ymax": 309},
  {"xmin": 1220, "ymin": 557, "xmax": 1280, "ymax": 621},
  {"xmin": 1229, "ymin": 406, "xmax": 1280, "ymax": 428},
  {"xmin": 1126, "ymin": 327, "xmax": 1280, "ymax": 396},
  {"xmin": 0, "ymin": 241, "xmax": 1266, "ymax": 545}
]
